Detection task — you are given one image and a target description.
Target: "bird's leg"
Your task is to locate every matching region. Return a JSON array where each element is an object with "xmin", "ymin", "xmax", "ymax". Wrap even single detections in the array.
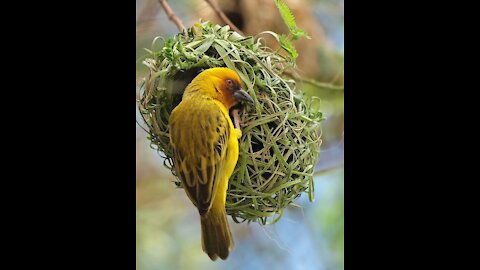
[
  {"xmin": 232, "ymin": 108, "xmax": 242, "ymax": 139},
  {"xmin": 232, "ymin": 109, "xmax": 241, "ymax": 129}
]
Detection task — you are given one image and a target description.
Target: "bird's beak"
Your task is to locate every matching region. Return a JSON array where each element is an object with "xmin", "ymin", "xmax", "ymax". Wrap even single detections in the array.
[{"xmin": 233, "ymin": 88, "xmax": 254, "ymax": 104}]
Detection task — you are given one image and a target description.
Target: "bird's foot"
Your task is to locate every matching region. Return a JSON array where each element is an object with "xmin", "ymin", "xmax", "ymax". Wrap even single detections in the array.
[{"xmin": 235, "ymin": 128, "xmax": 242, "ymax": 139}]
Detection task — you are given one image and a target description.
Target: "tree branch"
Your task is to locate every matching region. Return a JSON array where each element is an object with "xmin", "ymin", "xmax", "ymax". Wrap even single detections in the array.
[
  {"xmin": 157, "ymin": 0, "xmax": 187, "ymax": 37},
  {"xmin": 204, "ymin": 0, "xmax": 244, "ymax": 35}
]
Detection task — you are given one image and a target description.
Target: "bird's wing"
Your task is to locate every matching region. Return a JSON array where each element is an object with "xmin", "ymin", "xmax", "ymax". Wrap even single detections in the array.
[{"xmin": 169, "ymin": 99, "xmax": 231, "ymax": 214}]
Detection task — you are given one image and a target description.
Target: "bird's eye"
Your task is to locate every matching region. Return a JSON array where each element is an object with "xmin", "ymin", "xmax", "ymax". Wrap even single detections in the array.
[{"xmin": 226, "ymin": 79, "xmax": 233, "ymax": 86}]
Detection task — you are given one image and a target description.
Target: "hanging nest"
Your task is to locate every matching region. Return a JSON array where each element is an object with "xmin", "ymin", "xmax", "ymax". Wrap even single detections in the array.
[{"xmin": 139, "ymin": 21, "xmax": 323, "ymax": 225}]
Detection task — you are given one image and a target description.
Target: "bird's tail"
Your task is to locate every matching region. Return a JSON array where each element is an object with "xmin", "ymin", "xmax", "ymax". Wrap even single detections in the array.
[{"xmin": 200, "ymin": 206, "xmax": 234, "ymax": 261}]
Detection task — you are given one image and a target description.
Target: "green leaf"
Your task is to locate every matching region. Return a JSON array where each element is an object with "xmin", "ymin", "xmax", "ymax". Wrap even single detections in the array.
[
  {"xmin": 274, "ymin": 0, "xmax": 310, "ymax": 40},
  {"xmin": 279, "ymin": 34, "xmax": 298, "ymax": 59},
  {"xmin": 291, "ymin": 27, "xmax": 310, "ymax": 40}
]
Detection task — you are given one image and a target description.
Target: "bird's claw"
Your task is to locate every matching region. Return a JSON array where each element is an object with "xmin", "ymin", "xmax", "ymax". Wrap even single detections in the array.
[{"xmin": 235, "ymin": 128, "xmax": 242, "ymax": 139}]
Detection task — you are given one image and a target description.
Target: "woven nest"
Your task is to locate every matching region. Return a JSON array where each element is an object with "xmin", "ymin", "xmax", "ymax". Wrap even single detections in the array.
[{"xmin": 139, "ymin": 22, "xmax": 323, "ymax": 224}]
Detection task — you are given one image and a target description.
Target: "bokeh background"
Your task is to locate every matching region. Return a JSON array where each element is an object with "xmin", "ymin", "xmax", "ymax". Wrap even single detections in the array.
[{"xmin": 136, "ymin": 0, "xmax": 344, "ymax": 269}]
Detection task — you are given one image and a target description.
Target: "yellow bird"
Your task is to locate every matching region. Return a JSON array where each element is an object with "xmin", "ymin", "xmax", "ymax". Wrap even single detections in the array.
[{"xmin": 168, "ymin": 67, "xmax": 253, "ymax": 260}]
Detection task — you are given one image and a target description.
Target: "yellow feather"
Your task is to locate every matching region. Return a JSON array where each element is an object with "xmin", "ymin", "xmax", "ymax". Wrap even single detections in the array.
[{"xmin": 168, "ymin": 68, "xmax": 246, "ymax": 260}]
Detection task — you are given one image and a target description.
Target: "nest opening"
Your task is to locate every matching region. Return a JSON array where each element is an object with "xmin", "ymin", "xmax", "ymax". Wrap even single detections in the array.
[
  {"xmin": 225, "ymin": 11, "xmax": 245, "ymax": 30},
  {"xmin": 139, "ymin": 22, "xmax": 323, "ymax": 225}
]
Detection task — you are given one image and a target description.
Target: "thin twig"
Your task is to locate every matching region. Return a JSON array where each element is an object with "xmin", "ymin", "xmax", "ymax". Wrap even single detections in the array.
[
  {"xmin": 204, "ymin": 0, "xmax": 244, "ymax": 35},
  {"xmin": 283, "ymin": 70, "xmax": 344, "ymax": 90},
  {"xmin": 157, "ymin": 0, "xmax": 187, "ymax": 38}
]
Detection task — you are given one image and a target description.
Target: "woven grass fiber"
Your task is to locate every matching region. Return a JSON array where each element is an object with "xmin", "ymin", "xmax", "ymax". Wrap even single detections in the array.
[{"xmin": 139, "ymin": 21, "xmax": 323, "ymax": 224}]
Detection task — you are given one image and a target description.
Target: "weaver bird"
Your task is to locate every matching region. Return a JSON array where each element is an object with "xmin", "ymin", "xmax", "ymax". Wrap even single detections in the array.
[{"xmin": 169, "ymin": 67, "xmax": 253, "ymax": 260}]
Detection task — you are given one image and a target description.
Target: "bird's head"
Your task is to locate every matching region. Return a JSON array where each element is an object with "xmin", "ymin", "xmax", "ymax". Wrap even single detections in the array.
[{"xmin": 184, "ymin": 67, "xmax": 254, "ymax": 109}]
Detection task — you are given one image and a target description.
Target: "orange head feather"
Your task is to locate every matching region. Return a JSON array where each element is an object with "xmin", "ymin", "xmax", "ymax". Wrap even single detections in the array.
[{"xmin": 183, "ymin": 67, "xmax": 253, "ymax": 109}]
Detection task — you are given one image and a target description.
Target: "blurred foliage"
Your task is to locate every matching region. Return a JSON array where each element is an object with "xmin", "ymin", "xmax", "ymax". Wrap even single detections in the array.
[{"xmin": 136, "ymin": 0, "xmax": 343, "ymax": 269}]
